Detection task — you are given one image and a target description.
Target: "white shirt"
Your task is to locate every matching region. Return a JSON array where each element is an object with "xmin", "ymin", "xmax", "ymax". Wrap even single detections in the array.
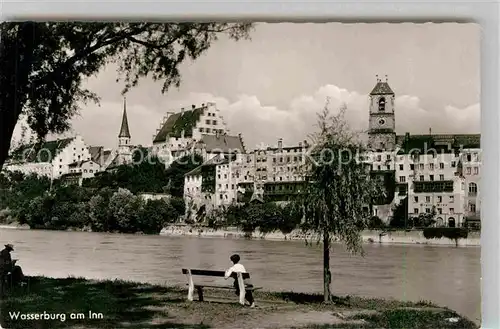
[{"xmin": 224, "ymin": 263, "xmax": 247, "ymax": 279}]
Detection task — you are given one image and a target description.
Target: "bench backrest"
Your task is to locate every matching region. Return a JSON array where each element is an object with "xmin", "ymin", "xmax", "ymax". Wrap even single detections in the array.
[{"xmin": 181, "ymin": 268, "xmax": 250, "ymax": 280}]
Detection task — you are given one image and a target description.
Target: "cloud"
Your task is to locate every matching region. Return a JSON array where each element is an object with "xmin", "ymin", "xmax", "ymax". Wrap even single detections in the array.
[{"xmin": 10, "ymin": 84, "xmax": 480, "ymax": 152}]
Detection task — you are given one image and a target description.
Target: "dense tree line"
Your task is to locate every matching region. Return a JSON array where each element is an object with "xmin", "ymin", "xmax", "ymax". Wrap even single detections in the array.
[{"xmin": 0, "ymin": 153, "xmax": 200, "ymax": 233}]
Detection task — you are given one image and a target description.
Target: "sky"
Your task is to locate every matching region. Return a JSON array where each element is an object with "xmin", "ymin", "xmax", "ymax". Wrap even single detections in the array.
[{"xmin": 13, "ymin": 22, "xmax": 480, "ymax": 150}]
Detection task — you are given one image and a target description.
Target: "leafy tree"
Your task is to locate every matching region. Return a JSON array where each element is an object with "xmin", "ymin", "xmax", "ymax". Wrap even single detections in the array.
[
  {"xmin": 165, "ymin": 154, "xmax": 204, "ymax": 197},
  {"xmin": 294, "ymin": 100, "xmax": 383, "ymax": 303},
  {"xmin": 0, "ymin": 22, "xmax": 253, "ymax": 171},
  {"xmin": 88, "ymin": 194, "xmax": 111, "ymax": 232},
  {"xmin": 108, "ymin": 188, "xmax": 143, "ymax": 233},
  {"xmin": 390, "ymin": 197, "xmax": 408, "ymax": 228}
]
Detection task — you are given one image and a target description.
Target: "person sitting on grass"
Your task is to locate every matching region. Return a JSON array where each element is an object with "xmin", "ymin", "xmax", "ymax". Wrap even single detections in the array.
[
  {"xmin": 224, "ymin": 254, "xmax": 255, "ymax": 308},
  {"xmin": 0, "ymin": 244, "xmax": 26, "ymax": 287}
]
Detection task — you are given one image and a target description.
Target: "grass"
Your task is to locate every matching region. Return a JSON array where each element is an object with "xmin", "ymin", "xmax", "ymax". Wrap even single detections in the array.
[{"xmin": 0, "ymin": 276, "xmax": 478, "ymax": 329}]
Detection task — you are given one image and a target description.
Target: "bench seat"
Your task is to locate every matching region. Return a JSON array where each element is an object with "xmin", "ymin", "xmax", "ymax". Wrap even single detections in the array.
[{"xmin": 182, "ymin": 268, "xmax": 261, "ymax": 304}]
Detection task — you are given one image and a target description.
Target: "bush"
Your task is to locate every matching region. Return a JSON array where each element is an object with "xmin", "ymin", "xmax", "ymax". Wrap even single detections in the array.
[{"xmin": 423, "ymin": 227, "xmax": 468, "ymax": 240}]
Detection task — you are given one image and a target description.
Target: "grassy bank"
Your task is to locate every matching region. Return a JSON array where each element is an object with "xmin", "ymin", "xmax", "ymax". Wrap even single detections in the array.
[{"xmin": 0, "ymin": 276, "xmax": 477, "ymax": 329}]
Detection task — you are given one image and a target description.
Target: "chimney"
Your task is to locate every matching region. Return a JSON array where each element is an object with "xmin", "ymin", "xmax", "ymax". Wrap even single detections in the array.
[
  {"xmin": 278, "ymin": 138, "xmax": 283, "ymax": 150},
  {"xmin": 202, "ymin": 103, "xmax": 205, "ymax": 107},
  {"xmin": 192, "ymin": 104, "xmax": 196, "ymax": 109},
  {"xmin": 429, "ymin": 127, "xmax": 432, "ymax": 135}
]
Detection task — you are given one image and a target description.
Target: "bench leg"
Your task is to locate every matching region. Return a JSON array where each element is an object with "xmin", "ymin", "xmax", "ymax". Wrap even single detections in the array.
[
  {"xmin": 196, "ymin": 286, "xmax": 204, "ymax": 302},
  {"xmin": 186, "ymin": 270, "xmax": 194, "ymax": 301}
]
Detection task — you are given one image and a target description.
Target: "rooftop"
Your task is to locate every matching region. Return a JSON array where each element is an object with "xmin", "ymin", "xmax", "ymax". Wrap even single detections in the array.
[
  {"xmin": 9, "ymin": 138, "xmax": 75, "ymax": 163},
  {"xmin": 153, "ymin": 105, "xmax": 206, "ymax": 143}
]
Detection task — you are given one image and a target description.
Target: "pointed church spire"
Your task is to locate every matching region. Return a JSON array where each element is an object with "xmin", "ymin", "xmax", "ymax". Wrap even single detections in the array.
[{"xmin": 119, "ymin": 97, "xmax": 131, "ymax": 138}]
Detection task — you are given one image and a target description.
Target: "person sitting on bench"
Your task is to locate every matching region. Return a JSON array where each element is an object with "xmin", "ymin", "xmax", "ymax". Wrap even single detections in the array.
[
  {"xmin": 224, "ymin": 254, "xmax": 255, "ymax": 307},
  {"xmin": 0, "ymin": 244, "xmax": 25, "ymax": 286}
]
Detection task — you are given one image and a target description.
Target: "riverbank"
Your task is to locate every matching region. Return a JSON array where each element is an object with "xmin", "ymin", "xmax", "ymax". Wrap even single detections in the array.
[
  {"xmin": 160, "ymin": 225, "xmax": 481, "ymax": 247},
  {"xmin": 0, "ymin": 276, "xmax": 477, "ymax": 329}
]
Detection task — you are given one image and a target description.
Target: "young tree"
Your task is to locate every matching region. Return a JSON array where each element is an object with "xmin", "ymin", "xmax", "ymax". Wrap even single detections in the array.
[
  {"xmin": 0, "ymin": 22, "xmax": 253, "ymax": 170},
  {"xmin": 297, "ymin": 99, "xmax": 384, "ymax": 302}
]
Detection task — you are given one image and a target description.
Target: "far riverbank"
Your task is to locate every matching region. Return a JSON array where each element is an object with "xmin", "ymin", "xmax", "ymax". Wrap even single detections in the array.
[{"xmin": 160, "ymin": 225, "xmax": 481, "ymax": 247}]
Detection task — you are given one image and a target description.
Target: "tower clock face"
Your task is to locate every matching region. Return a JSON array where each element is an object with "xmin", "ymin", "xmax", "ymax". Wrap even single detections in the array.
[{"xmin": 378, "ymin": 118, "xmax": 386, "ymax": 127}]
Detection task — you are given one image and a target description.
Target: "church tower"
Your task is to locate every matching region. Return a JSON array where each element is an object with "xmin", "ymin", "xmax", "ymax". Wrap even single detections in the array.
[
  {"xmin": 117, "ymin": 97, "xmax": 132, "ymax": 163},
  {"xmin": 368, "ymin": 75, "xmax": 396, "ymax": 151}
]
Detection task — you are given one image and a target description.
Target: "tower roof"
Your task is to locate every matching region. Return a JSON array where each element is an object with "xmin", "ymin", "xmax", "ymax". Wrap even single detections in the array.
[
  {"xmin": 370, "ymin": 75, "xmax": 394, "ymax": 95},
  {"xmin": 119, "ymin": 97, "xmax": 131, "ymax": 138}
]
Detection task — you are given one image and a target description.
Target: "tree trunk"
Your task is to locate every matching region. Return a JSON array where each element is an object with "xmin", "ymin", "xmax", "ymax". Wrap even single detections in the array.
[
  {"xmin": 323, "ymin": 229, "xmax": 331, "ymax": 303},
  {"xmin": 0, "ymin": 23, "xmax": 37, "ymax": 172}
]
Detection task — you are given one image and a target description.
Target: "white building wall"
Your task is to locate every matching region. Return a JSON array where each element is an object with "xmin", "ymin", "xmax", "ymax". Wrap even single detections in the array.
[{"xmin": 51, "ymin": 136, "xmax": 92, "ymax": 178}]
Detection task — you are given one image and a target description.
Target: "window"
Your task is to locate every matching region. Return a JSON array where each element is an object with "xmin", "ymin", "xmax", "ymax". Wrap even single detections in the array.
[
  {"xmin": 450, "ymin": 196, "xmax": 454, "ymax": 202},
  {"xmin": 419, "ymin": 175, "xmax": 424, "ymax": 181},
  {"xmin": 378, "ymin": 97, "xmax": 386, "ymax": 111},
  {"xmin": 199, "ymin": 128, "xmax": 203, "ymax": 132},
  {"xmin": 231, "ymin": 184, "xmax": 234, "ymax": 189},
  {"xmin": 386, "ymin": 154, "xmax": 391, "ymax": 160},
  {"xmin": 466, "ymin": 154, "xmax": 472, "ymax": 162},
  {"xmin": 439, "ymin": 163, "xmax": 444, "ymax": 169},
  {"xmin": 419, "ymin": 164, "xmax": 424, "ymax": 170},
  {"xmin": 474, "ymin": 167, "xmax": 479, "ymax": 175},
  {"xmin": 376, "ymin": 155, "xmax": 381, "ymax": 161},
  {"xmin": 450, "ymin": 208, "xmax": 455, "ymax": 214},
  {"xmin": 437, "ymin": 196, "xmax": 442, "ymax": 203},
  {"xmin": 224, "ymin": 174, "xmax": 227, "ymax": 179},
  {"xmin": 426, "ymin": 196, "xmax": 430, "ymax": 203},
  {"xmin": 414, "ymin": 208, "xmax": 419, "ymax": 214},
  {"xmin": 212, "ymin": 120, "xmax": 217, "ymax": 125},
  {"xmin": 205, "ymin": 120, "xmax": 211, "ymax": 124},
  {"xmin": 414, "ymin": 196, "xmax": 418, "ymax": 202},
  {"xmin": 410, "ymin": 164, "xmax": 415, "ymax": 170},
  {"xmin": 425, "ymin": 208, "xmax": 431, "ymax": 213},
  {"xmin": 429, "ymin": 163, "xmax": 434, "ymax": 170},
  {"xmin": 429, "ymin": 175, "xmax": 434, "ymax": 181},
  {"xmin": 469, "ymin": 203, "xmax": 476, "ymax": 212},
  {"xmin": 466, "ymin": 167, "xmax": 471, "ymax": 175},
  {"xmin": 468, "ymin": 182, "xmax": 478, "ymax": 196},
  {"xmin": 399, "ymin": 164, "xmax": 404, "ymax": 170},
  {"xmin": 438, "ymin": 208, "xmax": 442, "ymax": 214},
  {"xmin": 451, "ymin": 161, "xmax": 456, "ymax": 168},
  {"xmin": 399, "ymin": 176, "xmax": 406, "ymax": 183},
  {"xmin": 377, "ymin": 165, "xmax": 381, "ymax": 170},
  {"xmin": 225, "ymin": 184, "xmax": 228, "ymax": 189},
  {"xmin": 220, "ymin": 194, "xmax": 223, "ymax": 199},
  {"xmin": 439, "ymin": 174, "xmax": 444, "ymax": 181}
]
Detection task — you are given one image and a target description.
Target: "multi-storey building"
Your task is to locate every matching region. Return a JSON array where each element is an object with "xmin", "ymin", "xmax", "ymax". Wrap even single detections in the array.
[
  {"xmin": 5, "ymin": 135, "xmax": 93, "ymax": 179},
  {"xmin": 367, "ymin": 76, "xmax": 480, "ymax": 227},
  {"xmin": 151, "ymin": 102, "xmax": 235, "ymax": 166}
]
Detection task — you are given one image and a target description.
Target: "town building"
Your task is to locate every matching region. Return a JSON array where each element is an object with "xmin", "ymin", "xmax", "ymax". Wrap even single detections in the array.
[
  {"xmin": 366, "ymin": 76, "xmax": 480, "ymax": 227},
  {"xmin": 151, "ymin": 102, "xmax": 240, "ymax": 167},
  {"xmin": 4, "ymin": 135, "xmax": 93, "ymax": 180}
]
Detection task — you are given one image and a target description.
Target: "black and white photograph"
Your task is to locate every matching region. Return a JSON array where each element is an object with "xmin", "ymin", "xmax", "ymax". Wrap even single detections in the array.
[{"xmin": 0, "ymin": 22, "xmax": 480, "ymax": 328}]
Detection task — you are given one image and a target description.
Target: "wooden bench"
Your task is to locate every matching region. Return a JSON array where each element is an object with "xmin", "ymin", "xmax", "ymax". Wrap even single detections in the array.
[{"xmin": 181, "ymin": 268, "xmax": 262, "ymax": 305}]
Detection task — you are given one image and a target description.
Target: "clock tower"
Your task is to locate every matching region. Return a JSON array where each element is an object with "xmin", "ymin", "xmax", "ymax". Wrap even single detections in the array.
[{"xmin": 368, "ymin": 75, "xmax": 396, "ymax": 151}]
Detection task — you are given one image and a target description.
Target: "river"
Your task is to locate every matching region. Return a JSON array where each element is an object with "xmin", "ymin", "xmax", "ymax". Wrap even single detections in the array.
[{"xmin": 0, "ymin": 228, "xmax": 481, "ymax": 324}]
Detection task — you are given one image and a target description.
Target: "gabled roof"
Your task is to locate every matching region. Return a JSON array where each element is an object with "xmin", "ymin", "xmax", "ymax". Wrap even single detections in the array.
[
  {"xmin": 9, "ymin": 137, "xmax": 75, "ymax": 163},
  {"xmin": 153, "ymin": 106, "xmax": 205, "ymax": 143},
  {"xmin": 185, "ymin": 155, "xmax": 229, "ymax": 177},
  {"xmin": 119, "ymin": 98, "xmax": 131, "ymax": 138},
  {"xmin": 68, "ymin": 160, "xmax": 97, "ymax": 168},
  {"xmin": 197, "ymin": 134, "xmax": 245, "ymax": 153},
  {"xmin": 370, "ymin": 81, "xmax": 394, "ymax": 95},
  {"xmin": 88, "ymin": 146, "xmax": 113, "ymax": 167}
]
